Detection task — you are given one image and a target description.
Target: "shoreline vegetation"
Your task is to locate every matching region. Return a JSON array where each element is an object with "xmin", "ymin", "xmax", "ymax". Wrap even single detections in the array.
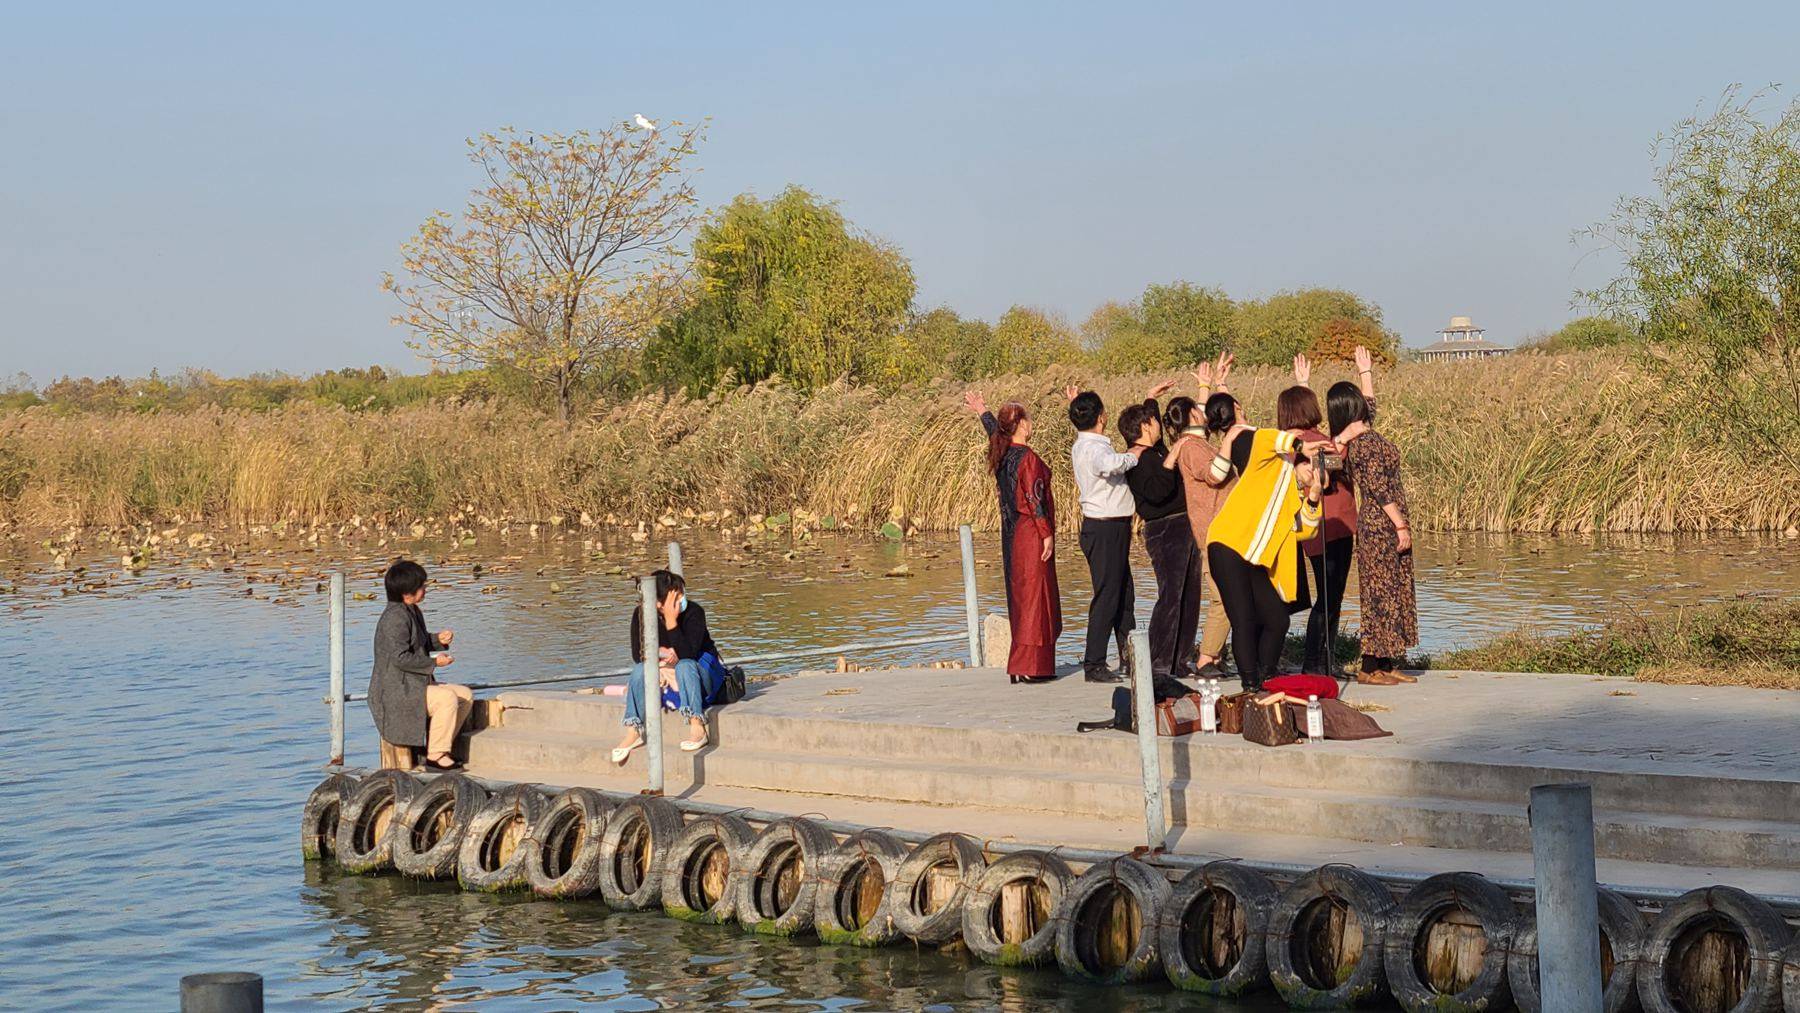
[{"xmin": 2, "ymin": 350, "xmax": 1794, "ymax": 537}]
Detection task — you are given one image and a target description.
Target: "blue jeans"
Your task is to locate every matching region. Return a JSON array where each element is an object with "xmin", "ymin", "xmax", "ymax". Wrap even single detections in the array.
[{"xmin": 623, "ymin": 659, "xmax": 706, "ymax": 728}]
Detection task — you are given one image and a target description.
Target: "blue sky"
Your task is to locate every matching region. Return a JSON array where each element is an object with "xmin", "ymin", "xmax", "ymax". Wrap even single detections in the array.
[{"xmin": 2, "ymin": 2, "xmax": 1795, "ymax": 381}]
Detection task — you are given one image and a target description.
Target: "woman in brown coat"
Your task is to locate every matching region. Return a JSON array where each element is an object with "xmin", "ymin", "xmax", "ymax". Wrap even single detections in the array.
[{"xmin": 1326, "ymin": 382, "xmax": 1418, "ymax": 684}]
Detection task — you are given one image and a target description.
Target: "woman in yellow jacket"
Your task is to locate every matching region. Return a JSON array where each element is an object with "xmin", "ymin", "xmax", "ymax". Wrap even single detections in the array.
[{"xmin": 1204, "ymin": 391, "xmax": 1332, "ymax": 690}]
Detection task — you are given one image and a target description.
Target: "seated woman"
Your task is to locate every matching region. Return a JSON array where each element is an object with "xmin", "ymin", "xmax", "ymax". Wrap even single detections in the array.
[
  {"xmin": 368, "ymin": 559, "xmax": 472, "ymax": 771},
  {"xmin": 613, "ymin": 568, "xmax": 725, "ymax": 763}
]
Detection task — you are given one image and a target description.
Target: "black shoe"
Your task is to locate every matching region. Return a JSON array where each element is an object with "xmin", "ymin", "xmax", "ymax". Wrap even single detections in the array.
[
  {"xmin": 1196, "ymin": 662, "xmax": 1225, "ymax": 679},
  {"xmin": 1084, "ymin": 666, "xmax": 1124, "ymax": 684}
]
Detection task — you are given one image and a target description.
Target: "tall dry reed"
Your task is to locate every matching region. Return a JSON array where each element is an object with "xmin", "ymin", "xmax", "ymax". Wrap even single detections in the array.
[{"xmin": 1, "ymin": 351, "xmax": 1791, "ymax": 534}]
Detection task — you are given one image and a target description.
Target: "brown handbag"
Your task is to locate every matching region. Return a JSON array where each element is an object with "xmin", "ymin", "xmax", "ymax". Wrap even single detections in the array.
[
  {"xmin": 1241, "ymin": 696, "xmax": 1299, "ymax": 747},
  {"xmin": 1217, "ymin": 692, "xmax": 1253, "ymax": 735}
]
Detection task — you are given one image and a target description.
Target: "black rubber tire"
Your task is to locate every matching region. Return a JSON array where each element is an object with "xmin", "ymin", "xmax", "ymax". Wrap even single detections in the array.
[
  {"xmin": 524, "ymin": 787, "xmax": 613, "ymax": 899},
  {"xmin": 1509, "ymin": 887, "xmax": 1644, "ymax": 1013},
  {"xmin": 1159, "ymin": 861, "xmax": 1280, "ymax": 996},
  {"xmin": 455, "ymin": 784, "xmax": 547, "ymax": 892},
  {"xmin": 391, "ymin": 774, "xmax": 489, "ymax": 880},
  {"xmin": 659, "ymin": 813, "xmax": 756, "ymax": 924},
  {"xmin": 1782, "ymin": 933, "xmax": 1800, "ymax": 1013},
  {"xmin": 1635, "ymin": 886, "xmax": 1792, "ymax": 1013},
  {"xmin": 301, "ymin": 773, "xmax": 357, "ymax": 862},
  {"xmin": 596, "ymin": 795, "xmax": 684, "ymax": 911},
  {"xmin": 960, "ymin": 850, "xmax": 1074, "ymax": 968},
  {"xmin": 891, "ymin": 832, "xmax": 988, "ymax": 945},
  {"xmin": 813, "ymin": 830, "xmax": 910, "ymax": 948},
  {"xmin": 1383, "ymin": 872, "xmax": 1518, "ymax": 1012},
  {"xmin": 334, "ymin": 770, "xmax": 420, "ymax": 874},
  {"xmin": 1053, "ymin": 856, "xmax": 1173, "ymax": 985},
  {"xmin": 1266, "ymin": 864, "xmax": 1397, "ymax": 1009},
  {"xmin": 735, "ymin": 817, "xmax": 836, "ymax": 937}
]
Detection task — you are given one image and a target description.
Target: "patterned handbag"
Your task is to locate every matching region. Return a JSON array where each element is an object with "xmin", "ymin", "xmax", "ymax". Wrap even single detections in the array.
[
  {"xmin": 1217, "ymin": 692, "xmax": 1253, "ymax": 735},
  {"xmin": 1241, "ymin": 695, "xmax": 1299, "ymax": 747},
  {"xmin": 1155, "ymin": 693, "xmax": 1209, "ymax": 736}
]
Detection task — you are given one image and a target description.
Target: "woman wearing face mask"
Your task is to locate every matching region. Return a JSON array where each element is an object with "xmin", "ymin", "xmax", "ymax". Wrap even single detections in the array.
[{"xmin": 613, "ymin": 568, "xmax": 723, "ymax": 763}]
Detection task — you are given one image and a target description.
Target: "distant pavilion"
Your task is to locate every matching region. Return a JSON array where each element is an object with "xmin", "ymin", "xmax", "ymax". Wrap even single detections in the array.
[{"xmin": 1416, "ymin": 315, "xmax": 1511, "ymax": 361}]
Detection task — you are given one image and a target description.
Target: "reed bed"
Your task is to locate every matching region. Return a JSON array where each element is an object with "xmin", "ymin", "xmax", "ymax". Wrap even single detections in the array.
[{"xmin": 1, "ymin": 352, "xmax": 1791, "ymax": 534}]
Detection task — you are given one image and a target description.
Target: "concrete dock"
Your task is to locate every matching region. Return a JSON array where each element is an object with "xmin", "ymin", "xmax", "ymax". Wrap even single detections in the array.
[{"xmin": 462, "ymin": 667, "xmax": 1800, "ymax": 897}]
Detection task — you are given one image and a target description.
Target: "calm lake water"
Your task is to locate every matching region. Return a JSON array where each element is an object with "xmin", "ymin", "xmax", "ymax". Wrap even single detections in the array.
[{"xmin": 1, "ymin": 527, "xmax": 1791, "ymax": 1009}]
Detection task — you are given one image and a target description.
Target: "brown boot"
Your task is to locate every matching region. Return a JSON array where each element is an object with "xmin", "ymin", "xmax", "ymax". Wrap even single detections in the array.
[{"xmin": 1356, "ymin": 670, "xmax": 1403, "ymax": 686}]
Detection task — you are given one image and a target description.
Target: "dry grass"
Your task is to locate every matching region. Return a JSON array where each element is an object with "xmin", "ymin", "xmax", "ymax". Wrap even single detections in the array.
[
  {"xmin": 1, "ymin": 350, "xmax": 1793, "ymax": 534},
  {"xmin": 1438, "ymin": 596, "xmax": 1800, "ymax": 686}
]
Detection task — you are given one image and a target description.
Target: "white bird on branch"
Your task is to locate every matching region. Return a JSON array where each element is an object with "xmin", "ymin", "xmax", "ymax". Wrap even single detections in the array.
[{"xmin": 633, "ymin": 114, "xmax": 657, "ymax": 132}]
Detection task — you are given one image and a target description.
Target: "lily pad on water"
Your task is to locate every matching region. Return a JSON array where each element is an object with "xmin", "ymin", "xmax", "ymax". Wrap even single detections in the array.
[
  {"xmin": 766, "ymin": 512, "xmax": 791, "ymax": 528},
  {"xmin": 879, "ymin": 521, "xmax": 904, "ymax": 541}
]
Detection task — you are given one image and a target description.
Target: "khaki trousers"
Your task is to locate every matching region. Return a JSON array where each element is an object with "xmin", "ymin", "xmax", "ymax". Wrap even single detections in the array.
[
  {"xmin": 425, "ymin": 682, "xmax": 473, "ymax": 757},
  {"xmin": 1198, "ymin": 563, "xmax": 1230, "ymax": 660}
]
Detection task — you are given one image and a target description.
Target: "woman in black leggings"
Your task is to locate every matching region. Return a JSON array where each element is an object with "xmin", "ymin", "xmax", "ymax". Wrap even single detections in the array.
[{"xmin": 1202, "ymin": 394, "xmax": 1330, "ymax": 690}]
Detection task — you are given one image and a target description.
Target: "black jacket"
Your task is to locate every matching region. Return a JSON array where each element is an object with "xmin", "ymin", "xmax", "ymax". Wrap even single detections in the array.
[
  {"xmin": 1127, "ymin": 443, "xmax": 1186, "ymax": 521},
  {"xmin": 629, "ymin": 602, "xmax": 719, "ymax": 663}
]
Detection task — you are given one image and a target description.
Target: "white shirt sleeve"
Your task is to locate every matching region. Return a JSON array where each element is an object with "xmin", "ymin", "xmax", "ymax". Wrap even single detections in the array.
[{"xmin": 1090, "ymin": 445, "xmax": 1137, "ymax": 477}]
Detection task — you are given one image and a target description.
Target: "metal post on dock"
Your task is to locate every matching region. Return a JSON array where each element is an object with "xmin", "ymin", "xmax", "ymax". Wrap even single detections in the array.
[
  {"xmin": 958, "ymin": 525, "xmax": 981, "ymax": 667},
  {"xmin": 1128, "ymin": 627, "xmax": 1165, "ymax": 850},
  {"xmin": 328, "ymin": 572, "xmax": 345, "ymax": 766},
  {"xmin": 180, "ymin": 971, "xmax": 263, "ymax": 1013},
  {"xmin": 667, "ymin": 540, "xmax": 683, "ymax": 576},
  {"xmin": 639, "ymin": 575, "xmax": 664, "ymax": 795},
  {"xmin": 1529, "ymin": 783, "xmax": 1603, "ymax": 1010}
]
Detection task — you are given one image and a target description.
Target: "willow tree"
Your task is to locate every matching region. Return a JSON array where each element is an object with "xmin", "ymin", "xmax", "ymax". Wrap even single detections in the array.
[
  {"xmin": 644, "ymin": 187, "xmax": 915, "ymax": 393},
  {"xmin": 1583, "ymin": 88, "xmax": 1800, "ymax": 468},
  {"xmin": 384, "ymin": 123, "xmax": 704, "ymax": 420}
]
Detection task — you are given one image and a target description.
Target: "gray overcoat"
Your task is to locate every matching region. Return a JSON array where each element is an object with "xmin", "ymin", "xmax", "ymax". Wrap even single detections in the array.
[{"xmin": 367, "ymin": 601, "xmax": 444, "ymax": 747}]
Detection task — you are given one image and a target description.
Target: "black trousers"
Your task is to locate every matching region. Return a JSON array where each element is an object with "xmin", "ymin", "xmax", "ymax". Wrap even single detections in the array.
[
  {"xmin": 1207, "ymin": 542, "xmax": 1289, "ymax": 688},
  {"xmin": 1142, "ymin": 514, "xmax": 1202, "ymax": 678},
  {"xmin": 1302, "ymin": 536, "xmax": 1354, "ymax": 673},
  {"xmin": 1077, "ymin": 517, "xmax": 1135, "ymax": 669}
]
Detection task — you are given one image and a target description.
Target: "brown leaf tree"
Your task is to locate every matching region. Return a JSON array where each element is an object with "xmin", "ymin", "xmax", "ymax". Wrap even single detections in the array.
[{"xmin": 384, "ymin": 121, "xmax": 704, "ymax": 420}]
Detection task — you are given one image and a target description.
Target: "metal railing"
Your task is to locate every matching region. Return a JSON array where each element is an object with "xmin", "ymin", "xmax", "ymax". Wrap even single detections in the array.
[{"xmin": 325, "ymin": 525, "xmax": 988, "ymax": 768}]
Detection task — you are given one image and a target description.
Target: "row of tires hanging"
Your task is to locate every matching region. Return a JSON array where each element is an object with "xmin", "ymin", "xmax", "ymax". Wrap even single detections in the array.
[{"xmin": 304, "ymin": 770, "xmax": 1800, "ymax": 1012}]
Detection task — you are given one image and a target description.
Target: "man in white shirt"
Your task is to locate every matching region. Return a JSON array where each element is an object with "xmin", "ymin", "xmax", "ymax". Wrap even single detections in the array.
[{"xmin": 1065, "ymin": 383, "xmax": 1169, "ymax": 682}]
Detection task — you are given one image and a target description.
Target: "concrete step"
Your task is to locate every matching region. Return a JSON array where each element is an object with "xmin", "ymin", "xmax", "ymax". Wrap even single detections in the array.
[
  {"xmin": 492, "ymin": 689, "xmax": 1800, "ymax": 823},
  {"xmin": 465, "ymin": 725, "xmax": 1800, "ymax": 869}
]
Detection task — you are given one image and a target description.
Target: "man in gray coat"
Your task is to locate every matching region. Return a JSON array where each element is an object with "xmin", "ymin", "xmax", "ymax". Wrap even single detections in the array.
[{"xmin": 367, "ymin": 559, "xmax": 470, "ymax": 770}]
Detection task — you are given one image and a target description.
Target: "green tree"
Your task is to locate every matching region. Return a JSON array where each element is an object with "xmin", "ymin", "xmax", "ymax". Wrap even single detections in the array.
[
  {"xmin": 1582, "ymin": 87, "xmax": 1800, "ymax": 466},
  {"xmin": 894, "ymin": 307, "xmax": 998, "ymax": 382},
  {"xmin": 645, "ymin": 187, "xmax": 916, "ymax": 392},
  {"xmin": 1233, "ymin": 288, "xmax": 1396, "ymax": 365},
  {"xmin": 1531, "ymin": 315, "xmax": 1636, "ymax": 352},
  {"xmin": 979, "ymin": 306, "xmax": 1081, "ymax": 375},
  {"xmin": 385, "ymin": 122, "xmax": 704, "ymax": 420},
  {"xmin": 1140, "ymin": 281, "xmax": 1236, "ymax": 363}
]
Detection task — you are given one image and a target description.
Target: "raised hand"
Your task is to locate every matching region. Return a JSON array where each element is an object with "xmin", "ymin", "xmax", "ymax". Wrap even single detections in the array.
[
  {"xmin": 1147, "ymin": 378, "xmax": 1177, "ymax": 400},
  {"xmin": 1193, "ymin": 362, "xmax": 1214, "ymax": 389},
  {"xmin": 1354, "ymin": 345, "xmax": 1374, "ymax": 376},
  {"xmin": 1215, "ymin": 351, "xmax": 1234, "ymax": 391},
  {"xmin": 963, "ymin": 390, "xmax": 988, "ymax": 416},
  {"xmin": 1062, "ymin": 384, "xmax": 1081, "ymax": 403},
  {"xmin": 1292, "ymin": 352, "xmax": 1312, "ymax": 386}
]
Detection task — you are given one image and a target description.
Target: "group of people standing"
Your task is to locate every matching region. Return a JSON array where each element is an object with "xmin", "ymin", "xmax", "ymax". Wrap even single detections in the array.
[{"xmin": 967, "ymin": 345, "xmax": 1418, "ymax": 692}]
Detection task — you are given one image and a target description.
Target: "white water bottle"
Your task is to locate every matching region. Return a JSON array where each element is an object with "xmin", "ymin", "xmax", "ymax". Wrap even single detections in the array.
[
  {"xmin": 1200, "ymin": 679, "xmax": 1218, "ymax": 734},
  {"xmin": 1305, "ymin": 694, "xmax": 1324, "ymax": 742}
]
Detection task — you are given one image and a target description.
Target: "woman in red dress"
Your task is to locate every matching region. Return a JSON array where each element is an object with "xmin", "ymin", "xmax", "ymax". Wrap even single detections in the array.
[{"xmin": 966, "ymin": 394, "xmax": 1063, "ymax": 683}]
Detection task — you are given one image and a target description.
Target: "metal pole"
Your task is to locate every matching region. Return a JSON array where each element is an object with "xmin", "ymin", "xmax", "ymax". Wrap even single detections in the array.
[
  {"xmin": 1129, "ymin": 627, "xmax": 1165, "ymax": 850},
  {"xmin": 329, "ymin": 572, "xmax": 345, "ymax": 766},
  {"xmin": 667, "ymin": 540, "xmax": 683, "ymax": 576},
  {"xmin": 640, "ymin": 575, "xmax": 664, "ymax": 795},
  {"xmin": 181, "ymin": 972, "xmax": 263, "ymax": 1013},
  {"xmin": 1530, "ymin": 783, "xmax": 1604, "ymax": 1011},
  {"xmin": 958, "ymin": 524, "xmax": 982, "ymax": 667}
]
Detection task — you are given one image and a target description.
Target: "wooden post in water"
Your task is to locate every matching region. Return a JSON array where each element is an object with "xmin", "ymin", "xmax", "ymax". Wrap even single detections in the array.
[
  {"xmin": 1129, "ymin": 627, "xmax": 1165, "ymax": 850},
  {"xmin": 1530, "ymin": 783, "xmax": 1603, "ymax": 1011},
  {"xmin": 181, "ymin": 971, "xmax": 263, "ymax": 1012},
  {"xmin": 959, "ymin": 525, "xmax": 981, "ymax": 667},
  {"xmin": 640, "ymin": 575, "xmax": 664, "ymax": 795},
  {"xmin": 667, "ymin": 540, "xmax": 683, "ymax": 577},
  {"xmin": 328, "ymin": 572, "xmax": 344, "ymax": 766}
]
